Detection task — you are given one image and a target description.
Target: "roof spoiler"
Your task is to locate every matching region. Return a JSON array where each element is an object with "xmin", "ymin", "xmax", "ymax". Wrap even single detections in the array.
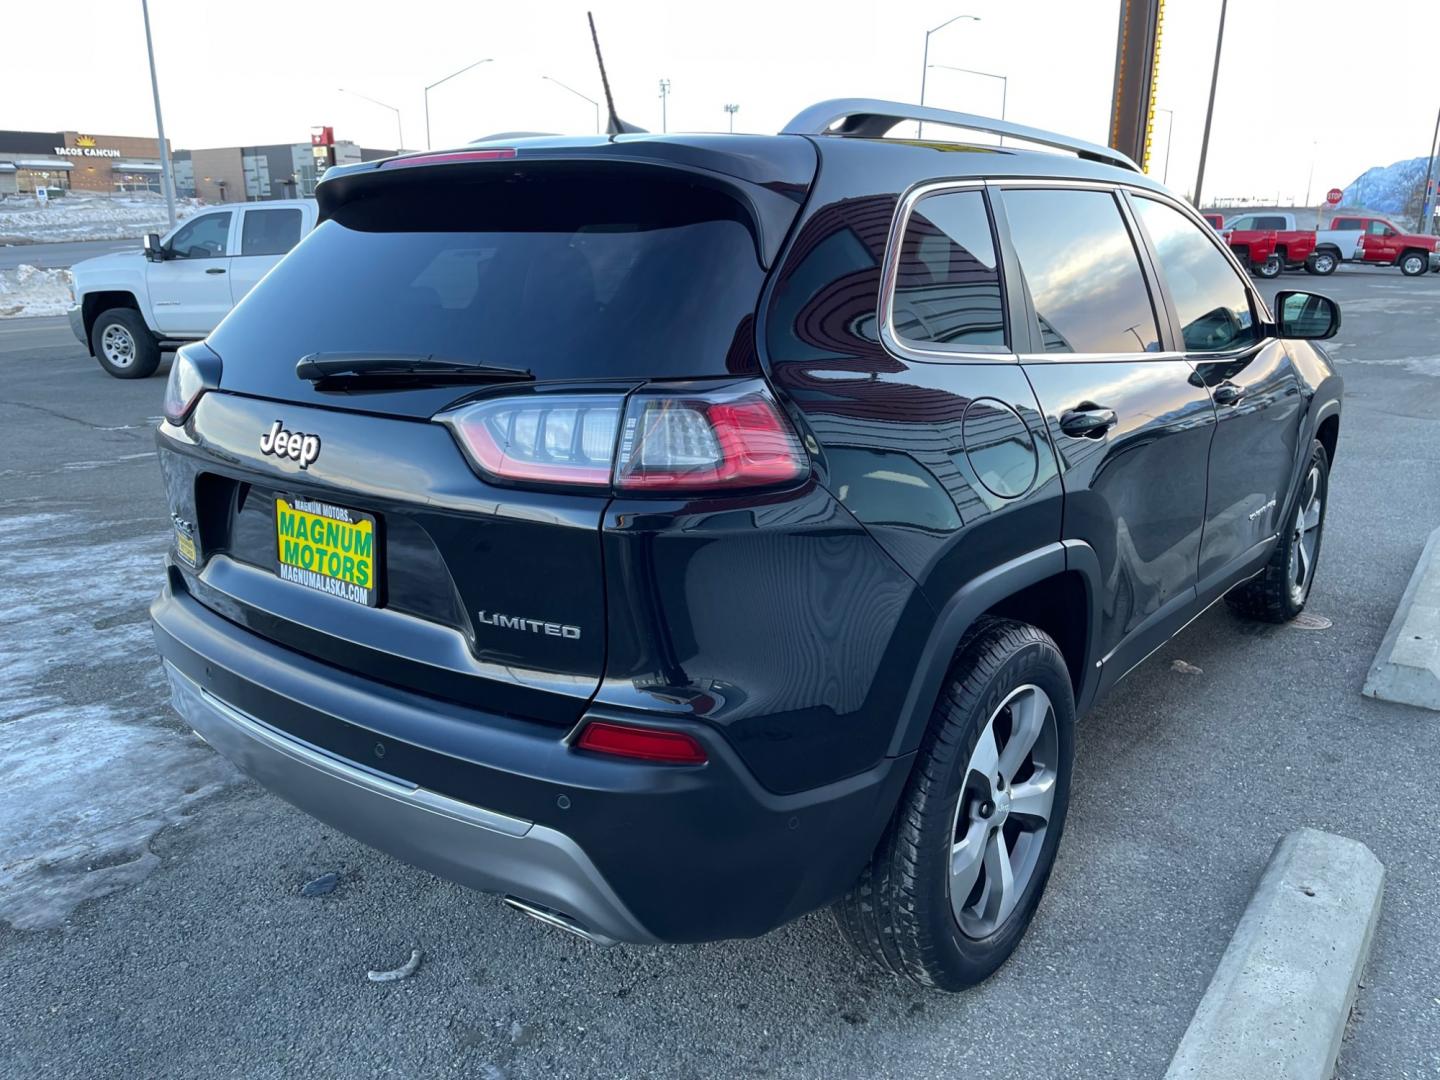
[{"xmin": 781, "ymin": 98, "xmax": 1140, "ymax": 173}]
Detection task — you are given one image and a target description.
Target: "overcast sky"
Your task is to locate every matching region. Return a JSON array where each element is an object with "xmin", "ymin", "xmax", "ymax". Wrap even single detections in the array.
[{"xmin": 6, "ymin": 0, "xmax": 1435, "ymax": 204}]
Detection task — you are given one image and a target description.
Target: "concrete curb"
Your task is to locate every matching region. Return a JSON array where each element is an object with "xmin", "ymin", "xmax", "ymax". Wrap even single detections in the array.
[
  {"xmin": 1164, "ymin": 828, "xmax": 1384, "ymax": 1080},
  {"xmin": 1363, "ymin": 526, "xmax": 1440, "ymax": 711}
]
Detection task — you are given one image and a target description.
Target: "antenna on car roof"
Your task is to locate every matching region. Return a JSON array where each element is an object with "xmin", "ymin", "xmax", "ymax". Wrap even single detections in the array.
[{"xmin": 588, "ymin": 11, "xmax": 646, "ymax": 135}]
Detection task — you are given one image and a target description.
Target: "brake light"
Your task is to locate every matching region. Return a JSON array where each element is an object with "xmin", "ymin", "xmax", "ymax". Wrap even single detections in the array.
[
  {"xmin": 441, "ymin": 381, "xmax": 808, "ymax": 492},
  {"xmin": 380, "ymin": 149, "xmax": 516, "ymax": 170},
  {"xmin": 574, "ymin": 721, "xmax": 708, "ymax": 765},
  {"xmin": 163, "ymin": 341, "xmax": 221, "ymax": 425}
]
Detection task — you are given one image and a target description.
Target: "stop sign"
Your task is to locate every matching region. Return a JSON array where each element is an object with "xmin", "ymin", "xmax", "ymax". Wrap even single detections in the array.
[{"xmin": 1326, "ymin": 188, "xmax": 1344, "ymax": 206}]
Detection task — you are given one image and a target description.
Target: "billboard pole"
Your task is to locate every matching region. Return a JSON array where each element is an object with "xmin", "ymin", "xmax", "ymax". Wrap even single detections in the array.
[{"xmin": 140, "ymin": 0, "xmax": 177, "ymax": 227}]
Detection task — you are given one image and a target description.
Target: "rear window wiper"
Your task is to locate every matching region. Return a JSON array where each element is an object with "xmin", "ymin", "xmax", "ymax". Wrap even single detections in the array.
[{"xmin": 296, "ymin": 353, "xmax": 534, "ymax": 387}]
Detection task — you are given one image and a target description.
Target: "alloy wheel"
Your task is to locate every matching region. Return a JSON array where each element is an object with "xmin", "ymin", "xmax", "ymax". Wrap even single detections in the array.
[
  {"xmin": 1403, "ymin": 254, "xmax": 1425, "ymax": 275},
  {"xmin": 1288, "ymin": 464, "xmax": 1323, "ymax": 605},
  {"xmin": 1314, "ymin": 253, "xmax": 1335, "ymax": 273},
  {"xmin": 101, "ymin": 324, "xmax": 136, "ymax": 369},
  {"xmin": 949, "ymin": 683, "xmax": 1058, "ymax": 939}
]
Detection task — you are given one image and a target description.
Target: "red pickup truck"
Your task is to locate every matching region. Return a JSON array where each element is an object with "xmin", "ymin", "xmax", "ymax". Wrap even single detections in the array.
[
  {"xmin": 1220, "ymin": 213, "xmax": 1319, "ymax": 279},
  {"xmin": 1311, "ymin": 215, "xmax": 1440, "ymax": 276}
]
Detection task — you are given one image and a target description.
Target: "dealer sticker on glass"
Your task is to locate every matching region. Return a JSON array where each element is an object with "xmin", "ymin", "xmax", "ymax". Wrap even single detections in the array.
[{"xmin": 274, "ymin": 496, "xmax": 378, "ymax": 607}]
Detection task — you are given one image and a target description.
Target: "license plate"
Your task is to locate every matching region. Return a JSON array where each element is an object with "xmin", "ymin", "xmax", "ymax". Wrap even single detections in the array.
[{"xmin": 274, "ymin": 496, "xmax": 379, "ymax": 607}]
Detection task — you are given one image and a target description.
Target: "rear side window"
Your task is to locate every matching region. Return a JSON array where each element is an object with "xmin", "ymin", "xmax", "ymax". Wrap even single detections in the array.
[
  {"xmin": 209, "ymin": 168, "xmax": 765, "ymax": 382},
  {"xmin": 1003, "ymin": 188, "xmax": 1159, "ymax": 354},
  {"xmin": 241, "ymin": 208, "xmax": 302, "ymax": 256},
  {"xmin": 890, "ymin": 189, "xmax": 1005, "ymax": 350},
  {"xmin": 1331, "ymin": 218, "xmax": 1361, "ymax": 230},
  {"xmin": 1252, "ymin": 215, "xmax": 1288, "ymax": 229},
  {"xmin": 1134, "ymin": 197, "xmax": 1258, "ymax": 353}
]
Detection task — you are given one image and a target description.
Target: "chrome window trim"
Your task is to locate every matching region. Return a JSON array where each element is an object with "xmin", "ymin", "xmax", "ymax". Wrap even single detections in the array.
[{"xmin": 877, "ymin": 179, "xmax": 1018, "ymax": 366}]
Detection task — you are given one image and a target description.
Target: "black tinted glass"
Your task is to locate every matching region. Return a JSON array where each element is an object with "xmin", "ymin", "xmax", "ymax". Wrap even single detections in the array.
[
  {"xmin": 1253, "ymin": 215, "xmax": 1288, "ymax": 229},
  {"xmin": 892, "ymin": 190, "xmax": 1004, "ymax": 349},
  {"xmin": 1135, "ymin": 197, "xmax": 1258, "ymax": 353},
  {"xmin": 1003, "ymin": 189, "xmax": 1159, "ymax": 354},
  {"xmin": 208, "ymin": 169, "xmax": 764, "ymax": 382},
  {"xmin": 241, "ymin": 208, "xmax": 302, "ymax": 256}
]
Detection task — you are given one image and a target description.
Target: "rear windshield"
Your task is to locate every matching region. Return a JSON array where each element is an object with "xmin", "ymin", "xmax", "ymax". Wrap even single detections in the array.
[{"xmin": 209, "ymin": 167, "xmax": 766, "ymax": 382}]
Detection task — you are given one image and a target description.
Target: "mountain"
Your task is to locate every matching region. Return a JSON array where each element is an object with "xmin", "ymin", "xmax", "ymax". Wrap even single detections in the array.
[{"xmin": 1341, "ymin": 156, "xmax": 1429, "ymax": 215}]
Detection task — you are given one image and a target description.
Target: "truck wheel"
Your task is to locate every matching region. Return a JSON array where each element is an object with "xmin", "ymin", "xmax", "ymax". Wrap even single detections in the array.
[
  {"xmin": 1226, "ymin": 440, "xmax": 1329, "ymax": 623},
  {"xmin": 1399, "ymin": 250, "xmax": 1428, "ymax": 276},
  {"xmin": 835, "ymin": 617, "xmax": 1074, "ymax": 991},
  {"xmin": 1254, "ymin": 254, "xmax": 1282, "ymax": 279},
  {"xmin": 91, "ymin": 309, "xmax": 161, "ymax": 379},
  {"xmin": 1306, "ymin": 250, "xmax": 1338, "ymax": 275}
]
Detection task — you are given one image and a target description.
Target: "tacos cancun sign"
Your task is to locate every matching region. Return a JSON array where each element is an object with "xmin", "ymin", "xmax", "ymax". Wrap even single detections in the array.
[{"xmin": 54, "ymin": 137, "xmax": 120, "ymax": 158}]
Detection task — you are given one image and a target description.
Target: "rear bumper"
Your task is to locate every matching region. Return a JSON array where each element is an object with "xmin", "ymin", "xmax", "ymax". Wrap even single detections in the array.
[{"xmin": 151, "ymin": 570, "xmax": 912, "ymax": 943}]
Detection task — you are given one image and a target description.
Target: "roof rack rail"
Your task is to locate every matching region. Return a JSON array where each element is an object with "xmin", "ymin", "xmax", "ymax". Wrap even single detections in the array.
[{"xmin": 781, "ymin": 98, "xmax": 1140, "ymax": 173}]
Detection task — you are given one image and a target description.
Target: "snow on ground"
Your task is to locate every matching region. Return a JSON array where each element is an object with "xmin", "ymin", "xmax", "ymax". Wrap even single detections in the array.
[
  {"xmin": 0, "ymin": 191, "xmax": 200, "ymax": 245},
  {"xmin": 0, "ymin": 264, "xmax": 75, "ymax": 318},
  {"xmin": 0, "ymin": 512, "xmax": 237, "ymax": 930}
]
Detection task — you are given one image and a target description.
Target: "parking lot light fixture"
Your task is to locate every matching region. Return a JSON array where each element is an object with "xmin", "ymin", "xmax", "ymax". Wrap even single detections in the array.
[
  {"xmin": 542, "ymin": 75, "xmax": 602, "ymax": 134},
  {"xmin": 425, "ymin": 58, "xmax": 495, "ymax": 149},
  {"xmin": 724, "ymin": 103, "xmax": 740, "ymax": 132},
  {"xmin": 919, "ymin": 14, "xmax": 980, "ymax": 138},
  {"xmin": 339, "ymin": 88, "xmax": 405, "ymax": 152}
]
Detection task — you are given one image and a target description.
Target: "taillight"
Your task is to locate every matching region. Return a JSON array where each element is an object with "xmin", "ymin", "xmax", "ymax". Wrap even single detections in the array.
[
  {"xmin": 574, "ymin": 720, "xmax": 708, "ymax": 765},
  {"xmin": 440, "ymin": 380, "xmax": 808, "ymax": 493},
  {"xmin": 163, "ymin": 341, "xmax": 221, "ymax": 425}
]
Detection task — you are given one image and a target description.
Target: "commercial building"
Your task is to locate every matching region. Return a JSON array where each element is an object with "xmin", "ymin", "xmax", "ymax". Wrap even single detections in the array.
[
  {"xmin": 187, "ymin": 141, "xmax": 395, "ymax": 203},
  {"xmin": 0, "ymin": 130, "xmax": 170, "ymax": 195}
]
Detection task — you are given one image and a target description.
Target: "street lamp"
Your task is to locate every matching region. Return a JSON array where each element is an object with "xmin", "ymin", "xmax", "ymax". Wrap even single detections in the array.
[
  {"xmin": 140, "ymin": 0, "xmax": 176, "ymax": 228},
  {"xmin": 339, "ymin": 88, "xmax": 404, "ymax": 152},
  {"xmin": 542, "ymin": 75, "xmax": 601, "ymax": 134},
  {"xmin": 926, "ymin": 64, "xmax": 1007, "ymax": 139},
  {"xmin": 659, "ymin": 79, "xmax": 672, "ymax": 133},
  {"xmin": 918, "ymin": 13, "xmax": 980, "ymax": 137},
  {"xmin": 724, "ymin": 103, "xmax": 739, "ymax": 132},
  {"xmin": 425, "ymin": 58, "xmax": 494, "ymax": 149}
]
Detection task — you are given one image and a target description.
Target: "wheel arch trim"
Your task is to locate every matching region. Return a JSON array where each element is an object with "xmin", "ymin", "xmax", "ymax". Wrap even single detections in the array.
[{"xmin": 885, "ymin": 541, "xmax": 1103, "ymax": 757}]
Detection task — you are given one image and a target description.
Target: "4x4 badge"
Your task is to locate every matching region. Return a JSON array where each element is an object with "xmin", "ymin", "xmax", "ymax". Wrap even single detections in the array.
[{"xmin": 259, "ymin": 420, "xmax": 321, "ymax": 469}]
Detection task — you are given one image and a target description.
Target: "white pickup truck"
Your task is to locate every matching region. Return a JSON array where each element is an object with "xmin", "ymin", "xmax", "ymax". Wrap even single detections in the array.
[{"xmin": 68, "ymin": 199, "xmax": 318, "ymax": 378}]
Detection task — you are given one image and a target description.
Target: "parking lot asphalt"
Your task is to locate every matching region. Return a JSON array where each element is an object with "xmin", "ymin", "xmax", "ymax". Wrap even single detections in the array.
[{"xmin": 1, "ymin": 269, "xmax": 1438, "ymax": 1080}]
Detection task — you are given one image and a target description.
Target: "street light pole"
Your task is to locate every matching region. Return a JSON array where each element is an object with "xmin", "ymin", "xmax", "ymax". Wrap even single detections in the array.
[
  {"xmin": 1419, "ymin": 104, "xmax": 1440, "ymax": 233},
  {"xmin": 424, "ymin": 58, "xmax": 494, "ymax": 149},
  {"xmin": 542, "ymin": 75, "xmax": 601, "ymax": 133},
  {"xmin": 140, "ymin": 0, "xmax": 176, "ymax": 228},
  {"xmin": 918, "ymin": 14, "xmax": 980, "ymax": 138},
  {"xmin": 1157, "ymin": 107, "xmax": 1175, "ymax": 185},
  {"xmin": 724, "ymin": 103, "xmax": 739, "ymax": 132},
  {"xmin": 658, "ymin": 79, "xmax": 671, "ymax": 133},
  {"xmin": 339, "ymin": 88, "xmax": 404, "ymax": 151},
  {"xmin": 1194, "ymin": 0, "xmax": 1229, "ymax": 207}
]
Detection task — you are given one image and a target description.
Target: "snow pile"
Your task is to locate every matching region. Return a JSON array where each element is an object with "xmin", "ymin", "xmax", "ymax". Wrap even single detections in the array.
[
  {"xmin": 0, "ymin": 192, "xmax": 201, "ymax": 244},
  {"xmin": 0, "ymin": 264, "xmax": 74, "ymax": 318}
]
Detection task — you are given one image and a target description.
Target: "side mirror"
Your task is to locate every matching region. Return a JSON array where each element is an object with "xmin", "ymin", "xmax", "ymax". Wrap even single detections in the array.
[
  {"xmin": 143, "ymin": 233, "xmax": 164, "ymax": 261},
  {"xmin": 1275, "ymin": 290, "xmax": 1340, "ymax": 341}
]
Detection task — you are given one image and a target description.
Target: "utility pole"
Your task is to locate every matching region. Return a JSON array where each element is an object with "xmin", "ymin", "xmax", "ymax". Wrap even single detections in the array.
[
  {"xmin": 724, "ymin": 103, "xmax": 739, "ymax": 132},
  {"xmin": 1420, "ymin": 104, "xmax": 1440, "ymax": 233},
  {"xmin": 140, "ymin": 0, "xmax": 176, "ymax": 228},
  {"xmin": 1194, "ymin": 0, "xmax": 1229, "ymax": 208},
  {"xmin": 658, "ymin": 79, "xmax": 671, "ymax": 133},
  {"xmin": 918, "ymin": 14, "xmax": 980, "ymax": 138},
  {"xmin": 1156, "ymin": 107, "xmax": 1174, "ymax": 184}
]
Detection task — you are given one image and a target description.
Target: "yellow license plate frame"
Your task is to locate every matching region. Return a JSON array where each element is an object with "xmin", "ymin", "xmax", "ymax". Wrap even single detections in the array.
[{"xmin": 274, "ymin": 496, "xmax": 379, "ymax": 607}]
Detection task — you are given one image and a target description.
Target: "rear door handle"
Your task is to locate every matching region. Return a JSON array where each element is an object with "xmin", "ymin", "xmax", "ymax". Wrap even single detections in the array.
[
  {"xmin": 1212, "ymin": 381, "xmax": 1244, "ymax": 406},
  {"xmin": 1059, "ymin": 406, "xmax": 1118, "ymax": 439},
  {"xmin": 205, "ymin": 267, "xmax": 227, "ymax": 275}
]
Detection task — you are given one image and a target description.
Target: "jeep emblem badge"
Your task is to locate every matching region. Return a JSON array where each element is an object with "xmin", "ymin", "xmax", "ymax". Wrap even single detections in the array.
[{"xmin": 259, "ymin": 420, "xmax": 321, "ymax": 469}]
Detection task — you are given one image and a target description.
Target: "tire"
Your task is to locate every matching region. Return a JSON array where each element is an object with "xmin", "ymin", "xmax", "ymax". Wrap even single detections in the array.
[
  {"xmin": 1254, "ymin": 254, "xmax": 1282, "ymax": 279},
  {"xmin": 835, "ymin": 617, "xmax": 1075, "ymax": 991},
  {"xmin": 1306, "ymin": 250, "xmax": 1338, "ymax": 276},
  {"xmin": 1226, "ymin": 440, "xmax": 1330, "ymax": 623},
  {"xmin": 1399, "ymin": 250, "xmax": 1428, "ymax": 277},
  {"xmin": 91, "ymin": 308, "xmax": 161, "ymax": 379}
]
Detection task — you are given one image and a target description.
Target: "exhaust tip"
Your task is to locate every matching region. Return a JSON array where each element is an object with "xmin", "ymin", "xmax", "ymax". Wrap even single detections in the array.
[{"xmin": 503, "ymin": 896, "xmax": 617, "ymax": 947}]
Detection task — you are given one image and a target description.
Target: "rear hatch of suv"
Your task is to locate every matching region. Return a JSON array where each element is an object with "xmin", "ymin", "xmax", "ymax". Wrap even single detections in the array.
[{"xmin": 165, "ymin": 139, "xmax": 817, "ymax": 727}]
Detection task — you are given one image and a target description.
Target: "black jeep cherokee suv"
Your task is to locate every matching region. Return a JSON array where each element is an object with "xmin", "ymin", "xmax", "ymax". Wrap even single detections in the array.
[{"xmin": 151, "ymin": 100, "xmax": 1342, "ymax": 990}]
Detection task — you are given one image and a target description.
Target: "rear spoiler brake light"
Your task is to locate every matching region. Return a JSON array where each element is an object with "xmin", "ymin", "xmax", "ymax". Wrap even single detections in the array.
[{"xmin": 380, "ymin": 149, "xmax": 517, "ymax": 170}]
